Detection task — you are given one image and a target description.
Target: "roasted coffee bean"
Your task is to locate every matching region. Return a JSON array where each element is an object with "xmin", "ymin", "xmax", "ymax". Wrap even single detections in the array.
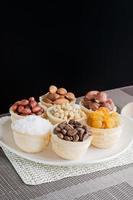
[
  {"xmin": 58, "ymin": 122, "xmax": 66, "ymax": 129},
  {"xmin": 57, "ymin": 133, "xmax": 64, "ymax": 139},
  {"xmin": 77, "ymin": 127, "xmax": 85, "ymax": 135},
  {"xmin": 83, "ymin": 133, "xmax": 90, "ymax": 141},
  {"xmin": 73, "ymin": 134, "xmax": 79, "ymax": 142},
  {"xmin": 62, "ymin": 129, "xmax": 67, "ymax": 135},
  {"xmin": 64, "ymin": 136, "xmax": 71, "ymax": 141},
  {"xmin": 69, "ymin": 119, "xmax": 75, "ymax": 125},
  {"xmin": 64, "ymin": 124, "xmax": 73, "ymax": 131},
  {"xmin": 54, "ymin": 127, "xmax": 61, "ymax": 133},
  {"xmin": 70, "ymin": 136, "xmax": 73, "ymax": 141},
  {"xmin": 67, "ymin": 129, "xmax": 77, "ymax": 136},
  {"xmin": 78, "ymin": 132, "xmax": 84, "ymax": 141}
]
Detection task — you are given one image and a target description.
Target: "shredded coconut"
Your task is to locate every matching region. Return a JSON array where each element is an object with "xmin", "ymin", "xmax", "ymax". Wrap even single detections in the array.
[{"xmin": 11, "ymin": 115, "xmax": 52, "ymax": 135}]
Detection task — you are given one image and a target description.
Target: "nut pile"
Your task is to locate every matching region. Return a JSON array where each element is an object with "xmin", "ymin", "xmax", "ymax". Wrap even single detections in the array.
[
  {"xmin": 83, "ymin": 91, "xmax": 115, "ymax": 111},
  {"xmin": 43, "ymin": 85, "xmax": 76, "ymax": 105},
  {"xmin": 87, "ymin": 107, "xmax": 120, "ymax": 129},
  {"xmin": 54, "ymin": 120, "xmax": 92, "ymax": 142},
  {"xmin": 49, "ymin": 103, "xmax": 86, "ymax": 120},
  {"xmin": 11, "ymin": 97, "xmax": 44, "ymax": 116}
]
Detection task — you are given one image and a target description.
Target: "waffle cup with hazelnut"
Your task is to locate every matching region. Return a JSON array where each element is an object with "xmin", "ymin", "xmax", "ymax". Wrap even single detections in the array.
[
  {"xmin": 87, "ymin": 107, "xmax": 122, "ymax": 148},
  {"xmin": 39, "ymin": 85, "xmax": 76, "ymax": 110},
  {"xmin": 51, "ymin": 120, "xmax": 92, "ymax": 160},
  {"xmin": 80, "ymin": 91, "xmax": 117, "ymax": 115},
  {"xmin": 46, "ymin": 103, "xmax": 87, "ymax": 125},
  {"xmin": 10, "ymin": 97, "xmax": 45, "ymax": 122}
]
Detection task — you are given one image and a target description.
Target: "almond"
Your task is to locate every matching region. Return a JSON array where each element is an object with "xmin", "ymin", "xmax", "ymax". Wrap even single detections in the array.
[
  {"xmin": 53, "ymin": 98, "xmax": 69, "ymax": 104},
  {"xmin": 49, "ymin": 85, "xmax": 57, "ymax": 94},
  {"xmin": 47, "ymin": 93, "xmax": 60, "ymax": 101},
  {"xmin": 65, "ymin": 92, "xmax": 75, "ymax": 100},
  {"xmin": 57, "ymin": 88, "xmax": 67, "ymax": 95}
]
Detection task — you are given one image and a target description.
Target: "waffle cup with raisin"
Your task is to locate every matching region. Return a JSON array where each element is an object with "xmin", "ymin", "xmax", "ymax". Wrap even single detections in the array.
[{"xmin": 87, "ymin": 107, "xmax": 121, "ymax": 148}]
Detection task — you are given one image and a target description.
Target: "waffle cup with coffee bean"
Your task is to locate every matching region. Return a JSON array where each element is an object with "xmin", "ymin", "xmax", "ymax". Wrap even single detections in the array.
[
  {"xmin": 80, "ymin": 91, "xmax": 116, "ymax": 114},
  {"xmin": 51, "ymin": 120, "xmax": 92, "ymax": 160},
  {"xmin": 47, "ymin": 103, "xmax": 87, "ymax": 125},
  {"xmin": 87, "ymin": 107, "xmax": 121, "ymax": 148},
  {"xmin": 10, "ymin": 97, "xmax": 46, "ymax": 122},
  {"xmin": 39, "ymin": 85, "xmax": 76, "ymax": 110}
]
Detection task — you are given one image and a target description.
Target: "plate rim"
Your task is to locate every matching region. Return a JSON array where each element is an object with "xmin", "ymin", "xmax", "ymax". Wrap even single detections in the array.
[{"xmin": 0, "ymin": 116, "xmax": 133, "ymax": 166}]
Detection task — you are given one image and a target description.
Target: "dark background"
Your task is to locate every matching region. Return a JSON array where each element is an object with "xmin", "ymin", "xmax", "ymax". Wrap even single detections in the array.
[{"xmin": 2, "ymin": 1, "xmax": 133, "ymax": 113}]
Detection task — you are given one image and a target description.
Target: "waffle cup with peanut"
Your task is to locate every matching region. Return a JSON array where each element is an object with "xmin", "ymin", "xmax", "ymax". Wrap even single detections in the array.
[
  {"xmin": 80, "ymin": 91, "xmax": 117, "ymax": 115},
  {"xmin": 47, "ymin": 103, "xmax": 87, "ymax": 125},
  {"xmin": 87, "ymin": 107, "xmax": 121, "ymax": 148},
  {"xmin": 10, "ymin": 97, "xmax": 46, "ymax": 122},
  {"xmin": 39, "ymin": 85, "xmax": 76, "ymax": 110},
  {"xmin": 51, "ymin": 120, "xmax": 92, "ymax": 160}
]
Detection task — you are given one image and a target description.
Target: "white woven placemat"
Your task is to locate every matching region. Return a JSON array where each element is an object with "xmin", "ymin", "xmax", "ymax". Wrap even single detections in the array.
[{"xmin": 1, "ymin": 143, "xmax": 133, "ymax": 185}]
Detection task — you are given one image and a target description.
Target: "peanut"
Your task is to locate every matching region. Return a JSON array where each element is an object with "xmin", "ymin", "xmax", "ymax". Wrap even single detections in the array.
[
  {"xmin": 32, "ymin": 106, "xmax": 41, "ymax": 113},
  {"xmin": 22, "ymin": 108, "xmax": 32, "ymax": 115},
  {"xmin": 11, "ymin": 104, "xmax": 18, "ymax": 111},
  {"xmin": 29, "ymin": 97, "xmax": 35, "ymax": 102},
  {"xmin": 20, "ymin": 99, "xmax": 29, "ymax": 106},
  {"xmin": 30, "ymin": 101, "xmax": 37, "ymax": 108},
  {"xmin": 18, "ymin": 105, "xmax": 25, "ymax": 113}
]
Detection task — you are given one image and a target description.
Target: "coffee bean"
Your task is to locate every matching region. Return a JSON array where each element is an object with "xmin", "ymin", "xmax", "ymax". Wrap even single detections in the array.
[
  {"xmin": 62, "ymin": 129, "xmax": 67, "ymax": 135},
  {"xmin": 64, "ymin": 124, "xmax": 73, "ymax": 131},
  {"xmin": 57, "ymin": 133, "xmax": 64, "ymax": 139},
  {"xmin": 73, "ymin": 134, "xmax": 79, "ymax": 142},
  {"xmin": 54, "ymin": 127, "xmax": 61, "ymax": 134},
  {"xmin": 67, "ymin": 129, "xmax": 77, "ymax": 136},
  {"xmin": 64, "ymin": 136, "xmax": 71, "ymax": 141},
  {"xmin": 83, "ymin": 133, "xmax": 90, "ymax": 141},
  {"xmin": 77, "ymin": 127, "xmax": 85, "ymax": 135},
  {"xmin": 70, "ymin": 136, "xmax": 73, "ymax": 141},
  {"xmin": 58, "ymin": 122, "xmax": 66, "ymax": 129},
  {"xmin": 69, "ymin": 119, "xmax": 75, "ymax": 125},
  {"xmin": 78, "ymin": 132, "xmax": 84, "ymax": 141}
]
